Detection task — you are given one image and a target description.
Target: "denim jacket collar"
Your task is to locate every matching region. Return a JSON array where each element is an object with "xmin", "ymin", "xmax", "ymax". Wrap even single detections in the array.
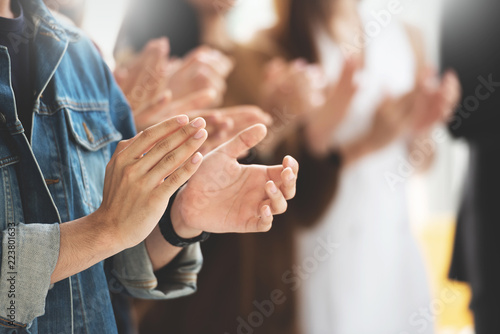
[{"xmin": 21, "ymin": 0, "xmax": 69, "ymax": 102}]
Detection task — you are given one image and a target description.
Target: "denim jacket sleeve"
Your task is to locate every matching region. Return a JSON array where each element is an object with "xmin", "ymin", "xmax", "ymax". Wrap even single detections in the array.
[
  {"xmin": 102, "ymin": 61, "xmax": 203, "ymax": 300},
  {"xmin": 108, "ymin": 242, "xmax": 203, "ymax": 299},
  {"xmin": 0, "ymin": 223, "xmax": 60, "ymax": 326}
]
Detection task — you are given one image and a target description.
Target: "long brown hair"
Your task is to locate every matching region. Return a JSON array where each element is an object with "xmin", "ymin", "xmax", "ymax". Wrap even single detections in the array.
[{"xmin": 272, "ymin": 0, "xmax": 333, "ymax": 62}]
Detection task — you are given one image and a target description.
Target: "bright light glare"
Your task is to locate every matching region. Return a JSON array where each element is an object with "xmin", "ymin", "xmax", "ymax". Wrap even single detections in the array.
[{"xmin": 82, "ymin": 0, "xmax": 130, "ymax": 69}]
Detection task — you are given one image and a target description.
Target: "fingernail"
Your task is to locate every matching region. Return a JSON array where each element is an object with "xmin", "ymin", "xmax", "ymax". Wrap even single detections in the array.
[
  {"xmin": 264, "ymin": 206, "xmax": 272, "ymax": 217},
  {"xmin": 286, "ymin": 167, "xmax": 294, "ymax": 180},
  {"xmin": 286, "ymin": 156, "xmax": 296, "ymax": 167},
  {"xmin": 177, "ymin": 115, "xmax": 189, "ymax": 124},
  {"xmin": 194, "ymin": 129, "xmax": 206, "ymax": 139},
  {"xmin": 191, "ymin": 118, "xmax": 204, "ymax": 128},
  {"xmin": 191, "ymin": 152, "xmax": 203, "ymax": 164},
  {"xmin": 270, "ymin": 182, "xmax": 278, "ymax": 194}
]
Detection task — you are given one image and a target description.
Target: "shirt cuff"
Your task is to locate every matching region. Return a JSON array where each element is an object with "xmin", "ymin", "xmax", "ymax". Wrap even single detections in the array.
[
  {"xmin": 0, "ymin": 223, "xmax": 60, "ymax": 328},
  {"xmin": 108, "ymin": 241, "xmax": 203, "ymax": 300}
]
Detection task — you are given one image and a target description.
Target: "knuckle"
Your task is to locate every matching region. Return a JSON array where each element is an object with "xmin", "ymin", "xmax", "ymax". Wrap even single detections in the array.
[
  {"xmin": 180, "ymin": 125, "xmax": 191, "ymax": 138},
  {"xmin": 182, "ymin": 160, "xmax": 197, "ymax": 174},
  {"xmin": 167, "ymin": 171, "xmax": 181, "ymax": 185},
  {"xmin": 114, "ymin": 153, "xmax": 127, "ymax": 167},
  {"xmin": 163, "ymin": 151, "xmax": 177, "ymax": 165},
  {"xmin": 122, "ymin": 164, "xmax": 137, "ymax": 179},
  {"xmin": 141, "ymin": 128, "xmax": 155, "ymax": 140},
  {"xmin": 115, "ymin": 140, "xmax": 128, "ymax": 152},
  {"xmin": 157, "ymin": 139, "xmax": 171, "ymax": 152}
]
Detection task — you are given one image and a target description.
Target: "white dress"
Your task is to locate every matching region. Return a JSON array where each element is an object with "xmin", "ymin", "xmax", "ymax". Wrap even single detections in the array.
[{"xmin": 296, "ymin": 7, "xmax": 434, "ymax": 334}]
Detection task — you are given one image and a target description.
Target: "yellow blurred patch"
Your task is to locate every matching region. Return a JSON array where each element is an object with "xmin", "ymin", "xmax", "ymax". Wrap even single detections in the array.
[{"xmin": 413, "ymin": 215, "xmax": 474, "ymax": 333}]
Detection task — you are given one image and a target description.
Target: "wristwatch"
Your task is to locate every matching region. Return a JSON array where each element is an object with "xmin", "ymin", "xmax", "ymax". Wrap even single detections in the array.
[{"xmin": 158, "ymin": 191, "xmax": 210, "ymax": 247}]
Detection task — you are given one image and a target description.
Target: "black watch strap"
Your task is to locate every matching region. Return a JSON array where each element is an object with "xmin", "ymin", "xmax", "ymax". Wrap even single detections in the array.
[{"xmin": 158, "ymin": 191, "xmax": 210, "ymax": 247}]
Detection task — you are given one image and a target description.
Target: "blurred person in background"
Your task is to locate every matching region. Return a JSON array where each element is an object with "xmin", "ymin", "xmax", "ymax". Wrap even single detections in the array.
[
  {"xmin": 224, "ymin": 0, "xmax": 460, "ymax": 333},
  {"xmin": 442, "ymin": 1, "xmax": 500, "ymax": 333},
  {"xmin": 114, "ymin": 0, "xmax": 460, "ymax": 333}
]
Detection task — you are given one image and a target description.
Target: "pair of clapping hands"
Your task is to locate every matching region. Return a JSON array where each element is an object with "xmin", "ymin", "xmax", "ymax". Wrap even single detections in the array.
[
  {"xmin": 104, "ymin": 38, "xmax": 296, "ymax": 245},
  {"xmin": 115, "ymin": 38, "xmax": 272, "ymax": 153},
  {"xmin": 260, "ymin": 57, "xmax": 461, "ymax": 162}
]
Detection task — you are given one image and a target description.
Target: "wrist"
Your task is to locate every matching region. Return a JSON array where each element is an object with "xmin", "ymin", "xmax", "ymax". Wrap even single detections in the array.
[
  {"xmin": 170, "ymin": 190, "xmax": 203, "ymax": 239},
  {"xmin": 86, "ymin": 210, "xmax": 128, "ymax": 254}
]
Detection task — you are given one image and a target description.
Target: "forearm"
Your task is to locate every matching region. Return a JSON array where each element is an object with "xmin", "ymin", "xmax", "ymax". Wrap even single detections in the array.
[
  {"xmin": 51, "ymin": 214, "xmax": 124, "ymax": 284},
  {"xmin": 145, "ymin": 196, "xmax": 202, "ymax": 272},
  {"xmin": 53, "ymin": 213, "xmax": 189, "ymax": 285},
  {"xmin": 145, "ymin": 225, "xmax": 183, "ymax": 272}
]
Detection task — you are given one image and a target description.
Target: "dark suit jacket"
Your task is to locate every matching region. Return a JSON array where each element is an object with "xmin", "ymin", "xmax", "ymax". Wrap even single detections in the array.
[{"xmin": 442, "ymin": 0, "xmax": 500, "ymax": 313}]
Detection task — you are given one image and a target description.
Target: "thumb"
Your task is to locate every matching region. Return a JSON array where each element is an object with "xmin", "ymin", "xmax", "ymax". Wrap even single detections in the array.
[{"xmin": 217, "ymin": 124, "xmax": 267, "ymax": 159}]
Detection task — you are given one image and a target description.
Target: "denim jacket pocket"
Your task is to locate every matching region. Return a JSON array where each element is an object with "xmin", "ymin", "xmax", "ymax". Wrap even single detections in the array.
[
  {"xmin": 63, "ymin": 108, "xmax": 122, "ymax": 212},
  {"xmin": 65, "ymin": 108, "xmax": 122, "ymax": 152}
]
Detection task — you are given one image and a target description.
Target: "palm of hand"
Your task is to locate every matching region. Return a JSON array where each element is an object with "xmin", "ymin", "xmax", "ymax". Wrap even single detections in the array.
[{"xmin": 178, "ymin": 150, "xmax": 277, "ymax": 233}]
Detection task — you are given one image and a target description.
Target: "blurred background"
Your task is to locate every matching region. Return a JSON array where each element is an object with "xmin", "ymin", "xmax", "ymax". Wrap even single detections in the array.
[
  {"xmin": 80, "ymin": 0, "xmax": 473, "ymax": 333},
  {"xmin": 82, "ymin": 0, "xmax": 468, "ymax": 220}
]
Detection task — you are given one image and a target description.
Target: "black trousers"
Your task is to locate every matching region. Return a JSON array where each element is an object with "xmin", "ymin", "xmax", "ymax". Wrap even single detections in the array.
[{"xmin": 449, "ymin": 137, "xmax": 500, "ymax": 333}]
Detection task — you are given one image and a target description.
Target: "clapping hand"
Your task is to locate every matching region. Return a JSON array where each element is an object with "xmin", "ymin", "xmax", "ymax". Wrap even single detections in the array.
[
  {"xmin": 115, "ymin": 40, "xmax": 234, "ymax": 131},
  {"xmin": 172, "ymin": 124, "xmax": 298, "ymax": 235},
  {"xmin": 410, "ymin": 69, "xmax": 461, "ymax": 134}
]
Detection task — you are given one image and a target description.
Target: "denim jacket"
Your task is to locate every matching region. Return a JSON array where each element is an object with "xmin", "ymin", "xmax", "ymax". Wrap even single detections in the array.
[{"xmin": 0, "ymin": 1, "xmax": 203, "ymax": 333}]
